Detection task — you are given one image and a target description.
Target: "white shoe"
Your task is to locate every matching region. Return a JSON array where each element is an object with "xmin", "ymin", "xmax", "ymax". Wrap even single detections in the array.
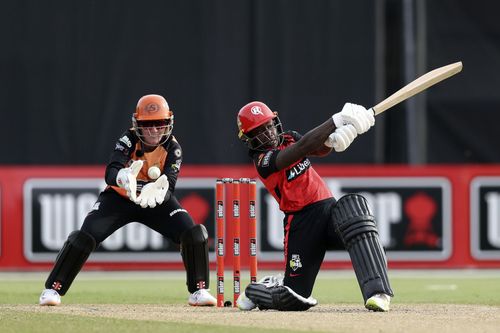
[
  {"xmin": 188, "ymin": 289, "xmax": 217, "ymax": 306},
  {"xmin": 365, "ymin": 293, "xmax": 391, "ymax": 312},
  {"xmin": 39, "ymin": 289, "xmax": 61, "ymax": 306},
  {"xmin": 236, "ymin": 292, "xmax": 256, "ymax": 311}
]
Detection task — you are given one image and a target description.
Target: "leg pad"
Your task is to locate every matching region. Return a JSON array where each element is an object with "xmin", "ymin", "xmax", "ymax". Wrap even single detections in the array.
[
  {"xmin": 45, "ymin": 230, "xmax": 96, "ymax": 296},
  {"xmin": 180, "ymin": 224, "xmax": 210, "ymax": 293},
  {"xmin": 333, "ymin": 194, "xmax": 394, "ymax": 301}
]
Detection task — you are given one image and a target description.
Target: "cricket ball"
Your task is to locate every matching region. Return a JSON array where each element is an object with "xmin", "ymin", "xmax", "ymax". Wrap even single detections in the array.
[{"xmin": 148, "ymin": 166, "xmax": 161, "ymax": 180}]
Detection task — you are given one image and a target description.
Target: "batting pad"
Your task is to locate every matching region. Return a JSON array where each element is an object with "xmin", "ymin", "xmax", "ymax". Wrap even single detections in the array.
[
  {"xmin": 45, "ymin": 230, "xmax": 96, "ymax": 295},
  {"xmin": 333, "ymin": 194, "xmax": 394, "ymax": 301}
]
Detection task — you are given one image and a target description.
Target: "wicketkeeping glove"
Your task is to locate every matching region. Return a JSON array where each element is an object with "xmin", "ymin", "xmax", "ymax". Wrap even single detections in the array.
[
  {"xmin": 332, "ymin": 103, "xmax": 375, "ymax": 135},
  {"xmin": 116, "ymin": 160, "xmax": 144, "ymax": 202},
  {"xmin": 324, "ymin": 124, "xmax": 358, "ymax": 152},
  {"xmin": 135, "ymin": 174, "xmax": 170, "ymax": 208}
]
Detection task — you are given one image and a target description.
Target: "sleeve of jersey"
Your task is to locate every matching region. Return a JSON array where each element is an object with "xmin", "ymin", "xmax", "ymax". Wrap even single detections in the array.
[
  {"xmin": 163, "ymin": 137, "xmax": 182, "ymax": 193},
  {"xmin": 104, "ymin": 130, "xmax": 136, "ymax": 186},
  {"xmin": 288, "ymin": 130, "xmax": 303, "ymax": 141},
  {"xmin": 253, "ymin": 150, "xmax": 279, "ymax": 179}
]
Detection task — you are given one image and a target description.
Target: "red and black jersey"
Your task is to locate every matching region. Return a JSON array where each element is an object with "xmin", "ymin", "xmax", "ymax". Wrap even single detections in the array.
[
  {"xmin": 104, "ymin": 129, "xmax": 183, "ymax": 199},
  {"xmin": 250, "ymin": 130, "xmax": 333, "ymax": 213}
]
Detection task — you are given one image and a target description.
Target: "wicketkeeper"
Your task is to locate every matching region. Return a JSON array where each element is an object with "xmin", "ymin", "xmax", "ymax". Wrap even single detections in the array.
[
  {"xmin": 39, "ymin": 94, "xmax": 216, "ymax": 306},
  {"xmin": 235, "ymin": 101, "xmax": 394, "ymax": 311}
]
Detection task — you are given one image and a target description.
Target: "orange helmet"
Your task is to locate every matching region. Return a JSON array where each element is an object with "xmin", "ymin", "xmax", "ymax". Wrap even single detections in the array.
[
  {"xmin": 237, "ymin": 101, "xmax": 283, "ymax": 150},
  {"xmin": 132, "ymin": 94, "xmax": 174, "ymax": 146}
]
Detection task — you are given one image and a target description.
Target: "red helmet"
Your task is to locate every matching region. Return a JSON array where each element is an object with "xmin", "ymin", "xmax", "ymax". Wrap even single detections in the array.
[
  {"xmin": 237, "ymin": 101, "xmax": 276, "ymax": 138},
  {"xmin": 237, "ymin": 101, "xmax": 283, "ymax": 150},
  {"xmin": 132, "ymin": 94, "xmax": 174, "ymax": 146}
]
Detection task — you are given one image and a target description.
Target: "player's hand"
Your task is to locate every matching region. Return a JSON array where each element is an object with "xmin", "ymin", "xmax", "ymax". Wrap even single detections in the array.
[
  {"xmin": 116, "ymin": 160, "xmax": 144, "ymax": 202},
  {"xmin": 332, "ymin": 103, "xmax": 375, "ymax": 135},
  {"xmin": 135, "ymin": 175, "xmax": 169, "ymax": 208},
  {"xmin": 324, "ymin": 124, "xmax": 357, "ymax": 152}
]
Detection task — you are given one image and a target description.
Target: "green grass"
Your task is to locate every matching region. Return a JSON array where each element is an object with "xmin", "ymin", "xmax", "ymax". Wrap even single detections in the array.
[
  {"xmin": 0, "ymin": 270, "xmax": 499, "ymax": 333},
  {"xmin": 314, "ymin": 271, "xmax": 500, "ymax": 306},
  {"xmin": 1, "ymin": 270, "xmax": 500, "ymax": 305},
  {"xmin": 0, "ymin": 310, "xmax": 293, "ymax": 333}
]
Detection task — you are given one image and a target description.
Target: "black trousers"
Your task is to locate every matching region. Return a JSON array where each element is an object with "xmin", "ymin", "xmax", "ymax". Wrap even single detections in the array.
[
  {"xmin": 81, "ymin": 189, "xmax": 194, "ymax": 245},
  {"xmin": 282, "ymin": 197, "xmax": 342, "ymax": 298}
]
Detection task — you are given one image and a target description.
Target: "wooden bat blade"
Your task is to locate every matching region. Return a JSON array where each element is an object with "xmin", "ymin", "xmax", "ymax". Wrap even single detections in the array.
[{"xmin": 372, "ymin": 61, "xmax": 463, "ymax": 115}]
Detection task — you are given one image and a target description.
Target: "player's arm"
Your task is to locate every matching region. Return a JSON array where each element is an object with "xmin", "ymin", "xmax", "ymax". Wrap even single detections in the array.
[
  {"xmin": 308, "ymin": 144, "xmax": 334, "ymax": 157},
  {"xmin": 275, "ymin": 119, "xmax": 335, "ymax": 170},
  {"xmin": 276, "ymin": 103, "xmax": 376, "ymax": 168},
  {"xmin": 104, "ymin": 130, "xmax": 137, "ymax": 186},
  {"xmin": 162, "ymin": 137, "xmax": 182, "ymax": 195}
]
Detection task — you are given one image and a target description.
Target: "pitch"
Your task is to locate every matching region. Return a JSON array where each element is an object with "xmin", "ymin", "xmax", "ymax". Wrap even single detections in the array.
[{"xmin": 1, "ymin": 270, "xmax": 499, "ymax": 333}]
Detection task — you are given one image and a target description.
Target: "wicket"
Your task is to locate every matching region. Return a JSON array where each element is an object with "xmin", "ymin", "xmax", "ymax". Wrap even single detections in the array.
[{"xmin": 215, "ymin": 178, "xmax": 257, "ymax": 307}]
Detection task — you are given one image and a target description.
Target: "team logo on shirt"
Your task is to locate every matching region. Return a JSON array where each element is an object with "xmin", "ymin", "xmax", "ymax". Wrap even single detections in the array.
[
  {"xmin": 286, "ymin": 158, "xmax": 311, "ymax": 181},
  {"xmin": 289, "ymin": 254, "xmax": 303, "ymax": 271}
]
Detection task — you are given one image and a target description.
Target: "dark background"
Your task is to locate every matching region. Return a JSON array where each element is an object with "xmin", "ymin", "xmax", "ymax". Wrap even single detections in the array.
[{"xmin": 1, "ymin": 0, "xmax": 498, "ymax": 165}]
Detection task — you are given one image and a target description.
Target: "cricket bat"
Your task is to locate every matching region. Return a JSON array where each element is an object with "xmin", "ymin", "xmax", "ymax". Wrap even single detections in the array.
[{"xmin": 371, "ymin": 61, "xmax": 463, "ymax": 115}]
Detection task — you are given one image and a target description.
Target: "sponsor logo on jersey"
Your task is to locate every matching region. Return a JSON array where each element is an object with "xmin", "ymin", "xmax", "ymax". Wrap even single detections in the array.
[
  {"xmin": 257, "ymin": 153, "xmax": 264, "ymax": 165},
  {"xmin": 174, "ymin": 149, "xmax": 181, "ymax": 157},
  {"xmin": 286, "ymin": 158, "xmax": 311, "ymax": 181},
  {"xmin": 169, "ymin": 208, "xmax": 187, "ymax": 217},
  {"xmin": 171, "ymin": 159, "xmax": 181, "ymax": 171},
  {"xmin": 115, "ymin": 143, "xmax": 126, "ymax": 152},
  {"xmin": 119, "ymin": 135, "xmax": 132, "ymax": 148},
  {"xmin": 261, "ymin": 151, "xmax": 273, "ymax": 167},
  {"xmin": 91, "ymin": 201, "xmax": 100, "ymax": 211}
]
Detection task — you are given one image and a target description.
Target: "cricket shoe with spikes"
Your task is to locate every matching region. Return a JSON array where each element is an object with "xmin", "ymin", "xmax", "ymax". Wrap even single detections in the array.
[
  {"xmin": 365, "ymin": 293, "xmax": 391, "ymax": 312},
  {"xmin": 188, "ymin": 289, "xmax": 217, "ymax": 306},
  {"xmin": 39, "ymin": 289, "xmax": 61, "ymax": 306}
]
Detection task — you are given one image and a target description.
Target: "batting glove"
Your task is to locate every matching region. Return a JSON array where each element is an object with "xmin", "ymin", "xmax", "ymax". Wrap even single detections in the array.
[
  {"xmin": 135, "ymin": 175, "xmax": 170, "ymax": 208},
  {"xmin": 324, "ymin": 124, "xmax": 358, "ymax": 152},
  {"xmin": 116, "ymin": 160, "xmax": 144, "ymax": 202},
  {"xmin": 332, "ymin": 103, "xmax": 375, "ymax": 135}
]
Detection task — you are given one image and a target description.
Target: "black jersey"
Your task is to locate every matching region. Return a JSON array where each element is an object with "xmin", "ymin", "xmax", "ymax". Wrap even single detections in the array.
[{"xmin": 104, "ymin": 129, "xmax": 183, "ymax": 199}]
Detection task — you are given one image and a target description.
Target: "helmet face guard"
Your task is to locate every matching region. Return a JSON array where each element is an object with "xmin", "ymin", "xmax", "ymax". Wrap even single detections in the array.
[
  {"xmin": 132, "ymin": 94, "xmax": 174, "ymax": 147},
  {"xmin": 237, "ymin": 101, "xmax": 284, "ymax": 151},
  {"xmin": 239, "ymin": 116, "xmax": 283, "ymax": 151},
  {"xmin": 133, "ymin": 118, "xmax": 174, "ymax": 147}
]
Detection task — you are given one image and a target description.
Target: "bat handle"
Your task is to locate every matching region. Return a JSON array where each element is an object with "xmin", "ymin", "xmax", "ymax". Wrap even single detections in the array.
[{"xmin": 369, "ymin": 107, "xmax": 377, "ymax": 116}]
